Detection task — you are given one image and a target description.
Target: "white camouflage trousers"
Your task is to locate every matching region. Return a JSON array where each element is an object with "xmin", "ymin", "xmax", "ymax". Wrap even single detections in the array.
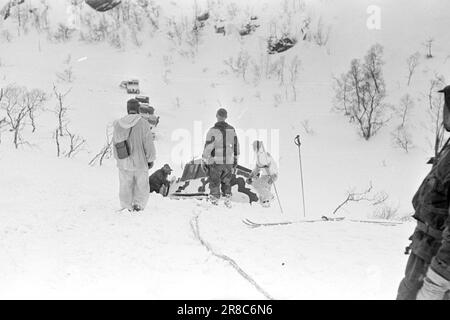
[
  {"xmin": 252, "ymin": 175, "xmax": 275, "ymax": 203},
  {"xmin": 118, "ymin": 169, "xmax": 150, "ymax": 210}
]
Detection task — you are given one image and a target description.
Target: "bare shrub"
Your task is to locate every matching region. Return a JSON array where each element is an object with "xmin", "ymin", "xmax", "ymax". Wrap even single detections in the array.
[
  {"xmin": 89, "ymin": 125, "xmax": 113, "ymax": 166},
  {"xmin": 65, "ymin": 127, "xmax": 86, "ymax": 158},
  {"xmin": 1, "ymin": 30, "xmax": 13, "ymax": 42},
  {"xmin": 312, "ymin": 17, "xmax": 330, "ymax": 46},
  {"xmin": 0, "ymin": 85, "xmax": 46, "ymax": 148},
  {"xmin": 392, "ymin": 94, "xmax": 414, "ymax": 152},
  {"xmin": 406, "ymin": 52, "xmax": 420, "ymax": 86},
  {"xmin": 301, "ymin": 119, "xmax": 315, "ymax": 135},
  {"xmin": 334, "ymin": 44, "xmax": 390, "ymax": 140},
  {"xmin": 24, "ymin": 88, "xmax": 47, "ymax": 133},
  {"xmin": 224, "ymin": 50, "xmax": 251, "ymax": 82},
  {"xmin": 288, "ymin": 55, "xmax": 301, "ymax": 101},
  {"xmin": 52, "ymin": 23, "xmax": 75, "ymax": 42},
  {"xmin": 53, "ymin": 85, "xmax": 72, "ymax": 137},
  {"xmin": 372, "ymin": 204, "xmax": 400, "ymax": 220},
  {"xmin": 332, "ymin": 182, "xmax": 388, "ymax": 215}
]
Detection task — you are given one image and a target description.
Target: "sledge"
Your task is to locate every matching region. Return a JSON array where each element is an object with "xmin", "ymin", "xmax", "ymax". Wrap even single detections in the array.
[
  {"xmin": 119, "ymin": 79, "xmax": 140, "ymax": 94},
  {"xmin": 85, "ymin": 0, "xmax": 121, "ymax": 12},
  {"xmin": 167, "ymin": 160, "xmax": 259, "ymax": 204},
  {"xmin": 267, "ymin": 36, "xmax": 297, "ymax": 54},
  {"xmin": 135, "ymin": 95, "xmax": 150, "ymax": 104},
  {"xmin": 239, "ymin": 22, "xmax": 260, "ymax": 36},
  {"xmin": 196, "ymin": 12, "xmax": 210, "ymax": 22}
]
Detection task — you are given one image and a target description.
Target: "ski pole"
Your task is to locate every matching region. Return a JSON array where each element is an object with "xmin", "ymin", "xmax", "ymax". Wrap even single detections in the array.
[
  {"xmin": 294, "ymin": 135, "xmax": 306, "ymax": 217},
  {"xmin": 263, "ymin": 167, "xmax": 283, "ymax": 214},
  {"xmin": 272, "ymin": 179, "xmax": 284, "ymax": 214}
]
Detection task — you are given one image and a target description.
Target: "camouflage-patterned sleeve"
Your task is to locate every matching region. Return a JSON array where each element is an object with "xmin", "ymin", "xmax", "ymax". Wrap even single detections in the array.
[
  {"xmin": 432, "ymin": 217, "xmax": 450, "ymax": 281},
  {"xmin": 431, "ymin": 166, "xmax": 450, "ymax": 281}
]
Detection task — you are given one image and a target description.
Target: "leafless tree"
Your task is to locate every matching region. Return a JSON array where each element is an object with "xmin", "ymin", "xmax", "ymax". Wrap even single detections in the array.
[
  {"xmin": 65, "ymin": 127, "xmax": 86, "ymax": 158},
  {"xmin": 334, "ymin": 44, "xmax": 390, "ymax": 140},
  {"xmin": 0, "ymin": 117, "xmax": 6, "ymax": 144},
  {"xmin": 52, "ymin": 23, "xmax": 75, "ymax": 42},
  {"xmin": 406, "ymin": 52, "xmax": 420, "ymax": 86},
  {"xmin": 53, "ymin": 85, "xmax": 71, "ymax": 137},
  {"xmin": 288, "ymin": 55, "xmax": 301, "ymax": 101},
  {"xmin": 224, "ymin": 50, "xmax": 251, "ymax": 82},
  {"xmin": 392, "ymin": 94, "xmax": 414, "ymax": 152},
  {"xmin": 24, "ymin": 89, "xmax": 47, "ymax": 133},
  {"xmin": 0, "ymin": 85, "xmax": 29, "ymax": 148},
  {"xmin": 312, "ymin": 17, "xmax": 330, "ymax": 46},
  {"xmin": 332, "ymin": 182, "xmax": 388, "ymax": 215},
  {"xmin": 0, "ymin": 89, "xmax": 6, "ymax": 143},
  {"xmin": 54, "ymin": 128, "xmax": 61, "ymax": 157}
]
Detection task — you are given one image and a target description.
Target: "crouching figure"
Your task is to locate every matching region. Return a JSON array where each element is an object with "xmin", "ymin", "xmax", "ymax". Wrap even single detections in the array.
[{"xmin": 247, "ymin": 141, "xmax": 278, "ymax": 208}]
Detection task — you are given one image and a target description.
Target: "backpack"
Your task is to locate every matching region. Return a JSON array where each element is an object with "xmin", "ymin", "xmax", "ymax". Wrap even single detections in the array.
[{"xmin": 115, "ymin": 127, "xmax": 133, "ymax": 160}]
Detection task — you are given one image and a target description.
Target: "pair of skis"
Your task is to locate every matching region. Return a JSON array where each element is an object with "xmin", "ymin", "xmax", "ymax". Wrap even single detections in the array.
[{"xmin": 242, "ymin": 216, "xmax": 403, "ymax": 229}]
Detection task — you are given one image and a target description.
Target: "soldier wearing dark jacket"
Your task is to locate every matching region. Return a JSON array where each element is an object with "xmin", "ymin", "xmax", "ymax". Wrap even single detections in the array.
[
  {"xmin": 149, "ymin": 164, "xmax": 173, "ymax": 196},
  {"xmin": 202, "ymin": 108, "xmax": 240, "ymax": 207},
  {"xmin": 397, "ymin": 86, "xmax": 450, "ymax": 300}
]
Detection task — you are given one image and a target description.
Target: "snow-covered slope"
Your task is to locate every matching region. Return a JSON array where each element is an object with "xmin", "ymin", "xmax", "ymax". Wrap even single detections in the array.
[{"xmin": 0, "ymin": 0, "xmax": 448, "ymax": 299}]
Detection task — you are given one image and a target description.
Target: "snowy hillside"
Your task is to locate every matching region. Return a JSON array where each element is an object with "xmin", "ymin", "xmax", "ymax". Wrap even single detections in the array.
[{"xmin": 0, "ymin": 0, "xmax": 449, "ymax": 299}]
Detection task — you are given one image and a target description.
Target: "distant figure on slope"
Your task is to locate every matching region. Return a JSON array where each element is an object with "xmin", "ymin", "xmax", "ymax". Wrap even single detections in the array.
[
  {"xmin": 113, "ymin": 99, "xmax": 156, "ymax": 212},
  {"xmin": 202, "ymin": 108, "xmax": 240, "ymax": 208},
  {"xmin": 149, "ymin": 164, "xmax": 173, "ymax": 196},
  {"xmin": 397, "ymin": 85, "xmax": 450, "ymax": 300},
  {"xmin": 246, "ymin": 140, "xmax": 278, "ymax": 208}
]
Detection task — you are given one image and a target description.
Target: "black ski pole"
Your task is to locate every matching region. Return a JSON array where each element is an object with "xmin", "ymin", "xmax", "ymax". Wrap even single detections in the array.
[
  {"xmin": 294, "ymin": 135, "xmax": 306, "ymax": 217},
  {"xmin": 264, "ymin": 167, "xmax": 283, "ymax": 214}
]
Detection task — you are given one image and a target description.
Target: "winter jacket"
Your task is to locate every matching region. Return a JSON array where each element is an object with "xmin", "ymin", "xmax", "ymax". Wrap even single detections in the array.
[
  {"xmin": 113, "ymin": 114, "xmax": 156, "ymax": 171},
  {"xmin": 251, "ymin": 143, "xmax": 278, "ymax": 178},
  {"xmin": 202, "ymin": 121, "xmax": 240, "ymax": 165},
  {"xmin": 149, "ymin": 168, "xmax": 170, "ymax": 194},
  {"xmin": 410, "ymin": 143, "xmax": 450, "ymax": 280}
]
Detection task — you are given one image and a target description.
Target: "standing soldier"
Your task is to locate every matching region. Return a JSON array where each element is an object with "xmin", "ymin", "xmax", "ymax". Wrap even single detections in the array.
[
  {"xmin": 202, "ymin": 108, "xmax": 240, "ymax": 207},
  {"xmin": 113, "ymin": 99, "xmax": 156, "ymax": 212},
  {"xmin": 397, "ymin": 86, "xmax": 450, "ymax": 300}
]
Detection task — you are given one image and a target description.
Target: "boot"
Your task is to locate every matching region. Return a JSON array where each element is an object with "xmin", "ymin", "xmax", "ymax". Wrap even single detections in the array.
[
  {"xmin": 224, "ymin": 195, "xmax": 232, "ymax": 208},
  {"xmin": 209, "ymin": 195, "xmax": 219, "ymax": 206}
]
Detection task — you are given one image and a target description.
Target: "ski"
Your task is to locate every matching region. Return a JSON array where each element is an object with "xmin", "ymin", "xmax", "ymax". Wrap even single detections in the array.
[
  {"xmin": 242, "ymin": 216, "xmax": 344, "ymax": 228},
  {"xmin": 242, "ymin": 216, "xmax": 402, "ymax": 228}
]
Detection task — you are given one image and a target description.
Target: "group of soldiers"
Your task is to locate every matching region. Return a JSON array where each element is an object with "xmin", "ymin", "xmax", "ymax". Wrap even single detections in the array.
[{"xmin": 112, "ymin": 100, "xmax": 278, "ymax": 212}]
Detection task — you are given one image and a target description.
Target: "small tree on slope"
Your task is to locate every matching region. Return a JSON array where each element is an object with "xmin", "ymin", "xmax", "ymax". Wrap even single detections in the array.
[{"xmin": 334, "ymin": 44, "xmax": 390, "ymax": 140}]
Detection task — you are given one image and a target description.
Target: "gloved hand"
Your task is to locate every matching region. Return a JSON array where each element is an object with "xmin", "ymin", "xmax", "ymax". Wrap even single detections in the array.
[
  {"xmin": 417, "ymin": 267, "xmax": 450, "ymax": 300},
  {"xmin": 148, "ymin": 162, "xmax": 154, "ymax": 169}
]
